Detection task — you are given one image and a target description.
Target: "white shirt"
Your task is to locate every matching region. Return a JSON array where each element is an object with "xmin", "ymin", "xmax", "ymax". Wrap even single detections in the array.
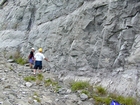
[{"xmin": 34, "ymin": 52, "xmax": 45, "ymax": 61}]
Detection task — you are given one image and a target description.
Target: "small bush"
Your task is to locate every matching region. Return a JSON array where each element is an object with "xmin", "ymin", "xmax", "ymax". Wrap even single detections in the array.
[{"xmin": 70, "ymin": 81, "xmax": 89, "ymax": 91}]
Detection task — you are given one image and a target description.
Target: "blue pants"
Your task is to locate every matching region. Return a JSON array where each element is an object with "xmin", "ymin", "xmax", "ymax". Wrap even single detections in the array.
[{"xmin": 34, "ymin": 61, "xmax": 42, "ymax": 70}]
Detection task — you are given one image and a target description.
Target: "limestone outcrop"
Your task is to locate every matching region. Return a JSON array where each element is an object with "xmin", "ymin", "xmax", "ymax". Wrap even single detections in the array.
[
  {"xmin": 0, "ymin": 0, "xmax": 140, "ymax": 102},
  {"xmin": 0, "ymin": 0, "xmax": 140, "ymax": 70}
]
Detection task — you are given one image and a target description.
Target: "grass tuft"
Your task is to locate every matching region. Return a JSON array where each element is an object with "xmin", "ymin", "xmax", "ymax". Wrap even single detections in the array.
[
  {"xmin": 70, "ymin": 81, "xmax": 139, "ymax": 105},
  {"xmin": 15, "ymin": 57, "xmax": 27, "ymax": 65},
  {"xmin": 24, "ymin": 76, "xmax": 36, "ymax": 82},
  {"xmin": 70, "ymin": 81, "xmax": 89, "ymax": 91},
  {"xmin": 37, "ymin": 74, "xmax": 44, "ymax": 81},
  {"xmin": 95, "ymin": 85, "xmax": 106, "ymax": 95}
]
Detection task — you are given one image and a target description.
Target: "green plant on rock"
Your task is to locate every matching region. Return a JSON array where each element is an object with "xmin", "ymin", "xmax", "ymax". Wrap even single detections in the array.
[
  {"xmin": 93, "ymin": 96, "xmax": 111, "ymax": 105},
  {"xmin": 33, "ymin": 92, "xmax": 39, "ymax": 97},
  {"xmin": 32, "ymin": 92, "xmax": 41, "ymax": 103},
  {"xmin": 70, "ymin": 81, "xmax": 90, "ymax": 91},
  {"xmin": 95, "ymin": 85, "xmax": 106, "ymax": 95},
  {"xmin": 9, "ymin": 55, "xmax": 13, "ymax": 59},
  {"xmin": 108, "ymin": 94, "xmax": 138, "ymax": 105},
  {"xmin": 44, "ymin": 78, "xmax": 60, "ymax": 92},
  {"xmin": 35, "ymin": 74, "xmax": 44, "ymax": 85},
  {"xmin": 81, "ymin": 90, "xmax": 91, "ymax": 98},
  {"xmin": 34, "ymin": 97, "xmax": 41, "ymax": 103},
  {"xmin": 53, "ymin": 85, "xmax": 61, "ymax": 93},
  {"xmin": 44, "ymin": 78, "xmax": 58, "ymax": 87},
  {"xmin": 44, "ymin": 78, "xmax": 53, "ymax": 87},
  {"xmin": 37, "ymin": 73, "xmax": 44, "ymax": 81},
  {"xmin": 69, "ymin": 81, "xmax": 139, "ymax": 105},
  {"xmin": 15, "ymin": 57, "xmax": 27, "ymax": 65},
  {"xmin": 24, "ymin": 76, "xmax": 36, "ymax": 82}
]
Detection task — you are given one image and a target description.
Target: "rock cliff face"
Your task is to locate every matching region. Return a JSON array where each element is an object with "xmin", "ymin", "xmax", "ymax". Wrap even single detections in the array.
[
  {"xmin": 0, "ymin": 0, "xmax": 140, "ymax": 102},
  {"xmin": 0, "ymin": 0, "xmax": 140, "ymax": 70}
]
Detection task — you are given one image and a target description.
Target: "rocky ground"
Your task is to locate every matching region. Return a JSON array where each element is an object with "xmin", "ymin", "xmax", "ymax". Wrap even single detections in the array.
[
  {"xmin": 0, "ymin": 54, "xmax": 140, "ymax": 105},
  {"xmin": 0, "ymin": 57, "xmax": 95, "ymax": 105}
]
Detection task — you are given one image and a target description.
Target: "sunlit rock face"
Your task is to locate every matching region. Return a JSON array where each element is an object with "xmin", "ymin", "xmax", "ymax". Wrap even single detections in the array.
[{"xmin": 0, "ymin": 0, "xmax": 140, "ymax": 70}]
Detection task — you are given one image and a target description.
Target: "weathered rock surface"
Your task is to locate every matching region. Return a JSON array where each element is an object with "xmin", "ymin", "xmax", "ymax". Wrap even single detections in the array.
[
  {"xmin": 0, "ymin": 57, "xmax": 97, "ymax": 105},
  {"xmin": 0, "ymin": 55, "xmax": 139, "ymax": 105},
  {"xmin": 0, "ymin": 0, "xmax": 140, "ymax": 104},
  {"xmin": 0, "ymin": 0, "xmax": 140, "ymax": 70}
]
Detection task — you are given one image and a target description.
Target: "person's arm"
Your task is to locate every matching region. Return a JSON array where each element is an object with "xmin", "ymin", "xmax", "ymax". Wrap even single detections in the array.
[
  {"xmin": 44, "ymin": 57, "xmax": 48, "ymax": 61},
  {"xmin": 42, "ymin": 54, "xmax": 49, "ymax": 61}
]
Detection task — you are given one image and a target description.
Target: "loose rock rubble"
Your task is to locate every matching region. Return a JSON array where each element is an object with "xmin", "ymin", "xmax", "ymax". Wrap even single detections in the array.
[{"xmin": 0, "ymin": 58, "xmax": 95, "ymax": 105}]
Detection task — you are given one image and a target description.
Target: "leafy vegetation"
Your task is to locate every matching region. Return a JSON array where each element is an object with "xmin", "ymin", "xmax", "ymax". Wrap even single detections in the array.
[
  {"xmin": 70, "ymin": 81, "xmax": 139, "ymax": 105},
  {"xmin": 44, "ymin": 78, "xmax": 61, "ymax": 92},
  {"xmin": 70, "ymin": 81, "xmax": 89, "ymax": 91},
  {"xmin": 95, "ymin": 85, "xmax": 106, "ymax": 95},
  {"xmin": 44, "ymin": 78, "xmax": 58, "ymax": 87},
  {"xmin": 24, "ymin": 74, "xmax": 44, "ymax": 83},
  {"xmin": 37, "ymin": 74, "xmax": 44, "ymax": 81},
  {"xmin": 11, "ymin": 51, "xmax": 27, "ymax": 65},
  {"xmin": 15, "ymin": 57, "xmax": 27, "ymax": 65},
  {"xmin": 24, "ymin": 76, "xmax": 36, "ymax": 82},
  {"xmin": 23, "ymin": 75, "xmax": 61, "ymax": 92},
  {"xmin": 32, "ymin": 92, "xmax": 41, "ymax": 103}
]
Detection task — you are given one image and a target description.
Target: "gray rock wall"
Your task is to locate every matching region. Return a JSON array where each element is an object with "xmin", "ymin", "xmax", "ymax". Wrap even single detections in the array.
[{"xmin": 0, "ymin": 0, "xmax": 140, "ymax": 71}]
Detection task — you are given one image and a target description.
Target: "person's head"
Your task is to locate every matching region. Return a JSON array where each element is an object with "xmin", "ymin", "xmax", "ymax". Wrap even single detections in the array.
[
  {"xmin": 38, "ymin": 48, "xmax": 43, "ymax": 52},
  {"xmin": 31, "ymin": 47, "xmax": 35, "ymax": 52}
]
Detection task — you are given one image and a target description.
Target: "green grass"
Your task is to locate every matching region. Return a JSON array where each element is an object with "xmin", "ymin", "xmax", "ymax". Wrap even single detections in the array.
[
  {"xmin": 24, "ymin": 76, "xmax": 36, "ymax": 82},
  {"xmin": 44, "ymin": 78, "xmax": 58, "ymax": 87},
  {"xmin": 70, "ymin": 81, "xmax": 90, "ymax": 91},
  {"xmin": 32, "ymin": 92, "xmax": 41, "ymax": 103},
  {"xmin": 81, "ymin": 90, "xmax": 91, "ymax": 97},
  {"xmin": 93, "ymin": 96, "xmax": 111, "ymax": 105},
  {"xmin": 34, "ymin": 97, "xmax": 41, "ymax": 103},
  {"xmin": 37, "ymin": 74, "xmax": 44, "ymax": 81},
  {"xmin": 9, "ymin": 55, "xmax": 13, "ymax": 59},
  {"xmin": 44, "ymin": 78, "xmax": 60, "ymax": 92},
  {"xmin": 15, "ymin": 57, "xmax": 27, "ymax": 65},
  {"xmin": 95, "ymin": 85, "xmax": 106, "ymax": 95},
  {"xmin": 70, "ymin": 81, "xmax": 139, "ymax": 105},
  {"xmin": 108, "ymin": 94, "xmax": 138, "ymax": 105}
]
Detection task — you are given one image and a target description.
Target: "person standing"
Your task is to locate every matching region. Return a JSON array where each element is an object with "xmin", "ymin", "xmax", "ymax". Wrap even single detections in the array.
[
  {"xmin": 33, "ymin": 48, "xmax": 48, "ymax": 74},
  {"xmin": 28, "ymin": 47, "xmax": 35, "ymax": 69}
]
